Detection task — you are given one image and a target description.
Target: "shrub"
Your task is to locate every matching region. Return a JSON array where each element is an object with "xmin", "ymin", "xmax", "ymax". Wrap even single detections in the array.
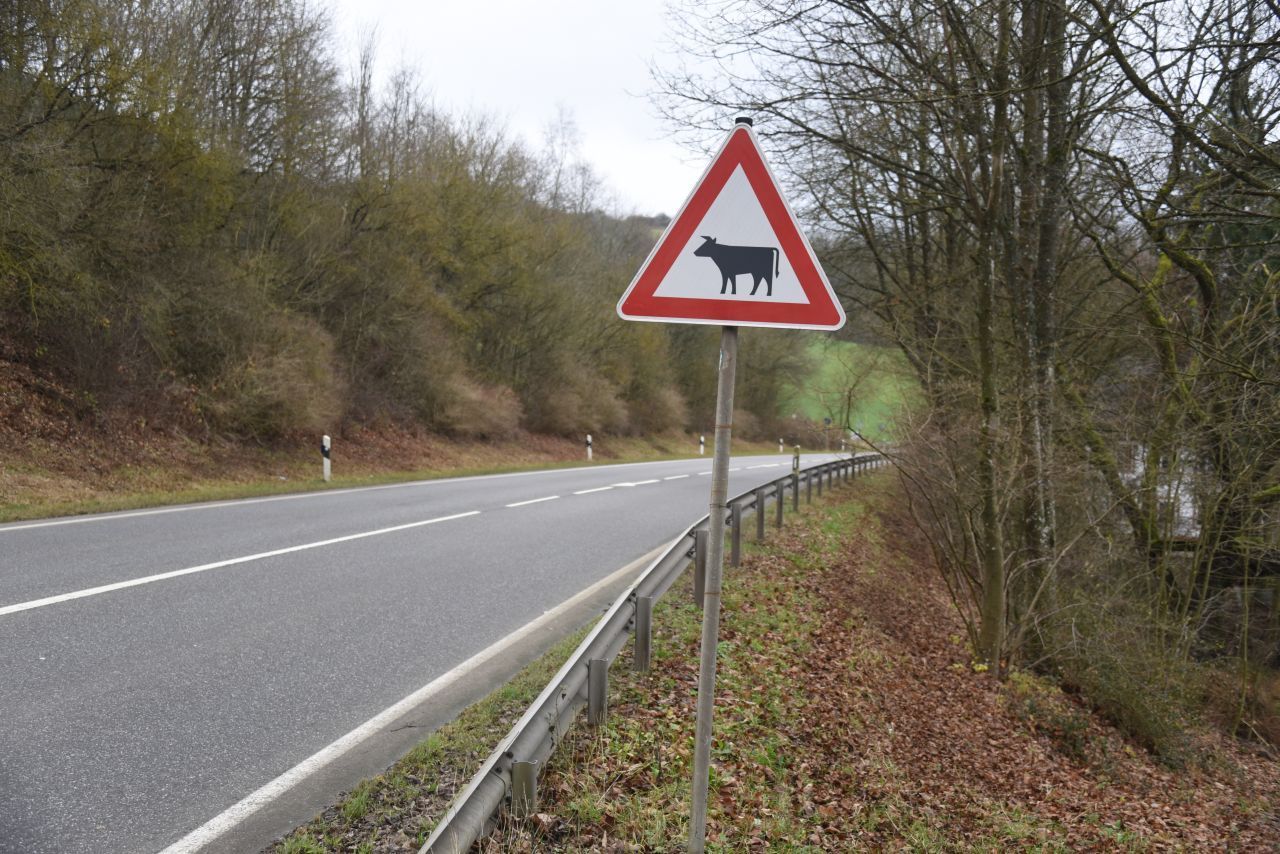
[
  {"xmin": 524, "ymin": 369, "xmax": 630, "ymax": 436},
  {"xmin": 438, "ymin": 377, "xmax": 522, "ymax": 439},
  {"xmin": 202, "ymin": 313, "xmax": 344, "ymax": 438},
  {"xmin": 626, "ymin": 384, "xmax": 688, "ymax": 435},
  {"xmin": 1048, "ymin": 609, "xmax": 1204, "ymax": 767},
  {"xmin": 731, "ymin": 408, "xmax": 763, "ymax": 441}
]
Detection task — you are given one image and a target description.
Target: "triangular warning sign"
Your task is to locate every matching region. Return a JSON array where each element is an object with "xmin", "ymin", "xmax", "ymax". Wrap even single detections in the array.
[{"xmin": 617, "ymin": 124, "xmax": 845, "ymax": 330}]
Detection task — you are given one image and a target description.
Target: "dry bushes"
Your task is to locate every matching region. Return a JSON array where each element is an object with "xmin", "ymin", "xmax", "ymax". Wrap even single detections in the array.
[
  {"xmin": 201, "ymin": 314, "xmax": 344, "ymax": 438},
  {"xmin": 438, "ymin": 378, "xmax": 522, "ymax": 439}
]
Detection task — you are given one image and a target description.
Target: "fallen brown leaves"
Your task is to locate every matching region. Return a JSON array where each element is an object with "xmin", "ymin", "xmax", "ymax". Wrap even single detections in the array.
[
  {"xmin": 785, "ymin": 482, "xmax": 1279, "ymax": 849},
  {"xmin": 483, "ymin": 477, "xmax": 1280, "ymax": 851}
]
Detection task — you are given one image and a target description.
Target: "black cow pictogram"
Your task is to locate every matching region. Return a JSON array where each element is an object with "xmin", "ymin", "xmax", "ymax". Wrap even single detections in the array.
[{"xmin": 692, "ymin": 236, "xmax": 780, "ymax": 296}]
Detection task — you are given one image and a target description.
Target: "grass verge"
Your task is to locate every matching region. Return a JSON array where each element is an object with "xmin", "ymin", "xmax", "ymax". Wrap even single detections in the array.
[
  {"xmin": 0, "ymin": 434, "xmax": 785, "ymax": 523},
  {"xmin": 272, "ymin": 474, "xmax": 1279, "ymax": 852},
  {"xmin": 269, "ymin": 627, "xmax": 593, "ymax": 854}
]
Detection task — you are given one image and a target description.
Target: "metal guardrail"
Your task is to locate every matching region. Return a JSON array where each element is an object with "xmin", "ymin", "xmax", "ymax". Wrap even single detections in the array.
[{"xmin": 421, "ymin": 453, "xmax": 886, "ymax": 853}]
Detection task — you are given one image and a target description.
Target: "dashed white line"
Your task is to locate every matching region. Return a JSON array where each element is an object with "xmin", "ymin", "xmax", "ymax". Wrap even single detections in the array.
[
  {"xmin": 632, "ymin": 479, "xmax": 660, "ymax": 485},
  {"xmin": 748, "ymin": 463, "xmax": 781, "ymax": 469},
  {"xmin": 505, "ymin": 495, "xmax": 560, "ymax": 508},
  {"xmin": 0, "ymin": 457, "xmax": 725, "ymax": 533},
  {"xmin": 0, "ymin": 511, "xmax": 482, "ymax": 618},
  {"xmin": 663, "ymin": 475, "xmax": 690, "ymax": 481},
  {"xmin": 572, "ymin": 486, "xmax": 613, "ymax": 495},
  {"xmin": 697, "ymin": 471, "xmax": 712, "ymax": 476}
]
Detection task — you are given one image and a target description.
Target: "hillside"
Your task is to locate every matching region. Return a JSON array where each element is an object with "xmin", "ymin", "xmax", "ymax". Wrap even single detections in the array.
[{"xmin": 0, "ymin": 350, "xmax": 787, "ymax": 523}]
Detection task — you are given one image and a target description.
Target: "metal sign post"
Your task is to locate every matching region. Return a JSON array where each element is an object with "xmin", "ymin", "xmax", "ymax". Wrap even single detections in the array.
[
  {"xmin": 689, "ymin": 326, "xmax": 737, "ymax": 852},
  {"xmin": 613, "ymin": 114, "xmax": 846, "ymax": 853}
]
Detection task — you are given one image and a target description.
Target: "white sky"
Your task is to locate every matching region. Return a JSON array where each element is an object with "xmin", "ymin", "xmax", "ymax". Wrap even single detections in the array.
[{"xmin": 325, "ymin": 0, "xmax": 710, "ymax": 217}]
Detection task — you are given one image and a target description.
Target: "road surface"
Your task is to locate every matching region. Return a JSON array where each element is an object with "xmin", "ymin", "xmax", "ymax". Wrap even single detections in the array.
[{"xmin": 0, "ymin": 452, "xmax": 845, "ymax": 853}]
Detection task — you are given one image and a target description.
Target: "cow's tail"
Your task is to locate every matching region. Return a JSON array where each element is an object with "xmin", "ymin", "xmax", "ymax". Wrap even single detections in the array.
[{"xmin": 773, "ymin": 247, "xmax": 780, "ymax": 278}]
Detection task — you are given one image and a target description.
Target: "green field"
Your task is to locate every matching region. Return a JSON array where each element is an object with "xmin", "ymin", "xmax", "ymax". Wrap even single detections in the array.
[{"xmin": 784, "ymin": 337, "xmax": 916, "ymax": 443}]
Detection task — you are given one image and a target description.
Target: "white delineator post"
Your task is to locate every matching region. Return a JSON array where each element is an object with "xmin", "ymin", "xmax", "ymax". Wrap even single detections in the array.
[
  {"xmin": 689, "ymin": 326, "xmax": 738, "ymax": 852},
  {"xmin": 699, "ymin": 434, "xmax": 705, "ymax": 455},
  {"xmin": 586, "ymin": 434, "xmax": 593, "ymax": 461},
  {"xmin": 778, "ymin": 438, "xmax": 784, "ymax": 453},
  {"xmin": 321, "ymin": 435, "xmax": 331, "ymax": 483}
]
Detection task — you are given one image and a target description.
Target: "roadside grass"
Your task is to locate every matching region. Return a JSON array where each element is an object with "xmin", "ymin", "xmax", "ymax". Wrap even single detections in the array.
[
  {"xmin": 476, "ymin": 484, "xmax": 882, "ymax": 851},
  {"xmin": 269, "ymin": 627, "xmax": 593, "ymax": 853},
  {"xmin": 272, "ymin": 473, "xmax": 1279, "ymax": 852},
  {"xmin": 266, "ymin": 476, "xmax": 877, "ymax": 854},
  {"xmin": 474, "ymin": 475, "xmax": 1279, "ymax": 851},
  {"xmin": 0, "ymin": 434, "xmax": 785, "ymax": 523}
]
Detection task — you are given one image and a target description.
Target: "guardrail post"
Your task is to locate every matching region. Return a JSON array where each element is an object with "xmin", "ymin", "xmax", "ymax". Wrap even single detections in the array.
[
  {"xmin": 693, "ymin": 529, "xmax": 708, "ymax": 607},
  {"xmin": 775, "ymin": 480, "xmax": 784, "ymax": 528},
  {"xmin": 731, "ymin": 503, "xmax": 742, "ymax": 567},
  {"xmin": 588, "ymin": 659, "xmax": 608, "ymax": 726},
  {"xmin": 634, "ymin": 596, "xmax": 653, "ymax": 672},
  {"xmin": 792, "ymin": 472, "xmax": 800, "ymax": 512},
  {"xmin": 755, "ymin": 488, "xmax": 766, "ymax": 541},
  {"xmin": 817, "ymin": 467, "xmax": 823, "ymax": 496},
  {"xmin": 511, "ymin": 760, "xmax": 538, "ymax": 817},
  {"xmin": 806, "ymin": 471, "xmax": 813, "ymax": 503}
]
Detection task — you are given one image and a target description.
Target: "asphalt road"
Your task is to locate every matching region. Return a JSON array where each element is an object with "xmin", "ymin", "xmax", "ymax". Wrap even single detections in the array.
[{"xmin": 0, "ymin": 451, "xmax": 848, "ymax": 853}]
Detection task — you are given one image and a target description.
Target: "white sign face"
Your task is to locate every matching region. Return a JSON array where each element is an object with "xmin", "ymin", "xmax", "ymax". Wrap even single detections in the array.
[
  {"xmin": 653, "ymin": 166, "xmax": 809, "ymax": 304},
  {"xmin": 617, "ymin": 124, "xmax": 845, "ymax": 330}
]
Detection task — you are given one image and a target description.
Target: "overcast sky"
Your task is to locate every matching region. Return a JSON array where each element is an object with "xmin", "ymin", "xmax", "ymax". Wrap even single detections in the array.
[{"xmin": 326, "ymin": 0, "xmax": 711, "ymax": 217}]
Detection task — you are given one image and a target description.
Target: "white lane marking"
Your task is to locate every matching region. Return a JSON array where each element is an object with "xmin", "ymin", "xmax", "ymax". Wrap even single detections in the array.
[
  {"xmin": 505, "ymin": 495, "xmax": 559, "ymax": 508},
  {"xmin": 748, "ymin": 463, "xmax": 781, "ymax": 469},
  {"xmin": 0, "ymin": 512, "xmax": 481, "ymax": 618},
  {"xmin": 728, "ymin": 468, "xmax": 741, "ymax": 472},
  {"xmin": 632, "ymin": 479, "xmax": 660, "ymax": 485},
  {"xmin": 663, "ymin": 475, "xmax": 689, "ymax": 481},
  {"xmin": 572, "ymin": 486, "xmax": 613, "ymax": 495},
  {"xmin": 0, "ymin": 457, "xmax": 729, "ymax": 533},
  {"xmin": 697, "ymin": 472, "xmax": 712, "ymax": 476},
  {"xmin": 157, "ymin": 545, "xmax": 664, "ymax": 854}
]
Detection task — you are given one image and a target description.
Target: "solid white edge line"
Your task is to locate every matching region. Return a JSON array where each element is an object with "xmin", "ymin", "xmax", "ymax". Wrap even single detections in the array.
[
  {"xmin": 0, "ymin": 512, "xmax": 481, "ymax": 618},
  {"xmin": 572, "ymin": 486, "xmax": 613, "ymax": 495},
  {"xmin": 156, "ymin": 545, "xmax": 664, "ymax": 854},
  {"xmin": 505, "ymin": 495, "xmax": 559, "ymax": 508}
]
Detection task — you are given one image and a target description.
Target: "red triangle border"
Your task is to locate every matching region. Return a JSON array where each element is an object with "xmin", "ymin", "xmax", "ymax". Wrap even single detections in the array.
[{"xmin": 617, "ymin": 126, "xmax": 845, "ymax": 330}]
